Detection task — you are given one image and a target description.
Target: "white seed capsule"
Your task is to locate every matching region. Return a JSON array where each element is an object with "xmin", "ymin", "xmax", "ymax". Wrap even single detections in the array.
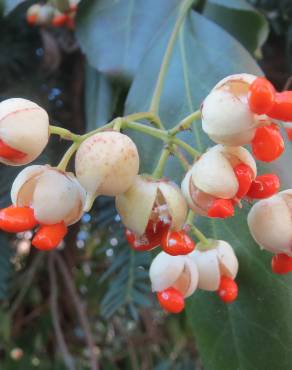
[
  {"xmin": 201, "ymin": 74, "xmax": 271, "ymax": 146},
  {"xmin": 27, "ymin": 4, "xmax": 54, "ymax": 25},
  {"xmin": 0, "ymin": 98, "xmax": 49, "ymax": 166},
  {"xmin": 69, "ymin": 0, "xmax": 79, "ymax": 6},
  {"xmin": 75, "ymin": 131, "xmax": 139, "ymax": 211},
  {"xmin": 37, "ymin": 4, "xmax": 55, "ymax": 25},
  {"xmin": 115, "ymin": 175, "xmax": 188, "ymax": 235},
  {"xmin": 26, "ymin": 4, "xmax": 41, "ymax": 18},
  {"xmin": 189, "ymin": 240, "xmax": 238, "ymax": 291},
  {"xmin": 11, "ymin": 165, "xmax": 86, "ymax": 225},
  {"xmin": 247, "ymin": 190, "xmax": 292, "ymax": 255},
  {"xmin": 181, "ymin": 145, "xmax": 256, "ymax": 215},
  {"xmin": 149, "ymin": 252, "xmax": 199, "ymax": 298}
]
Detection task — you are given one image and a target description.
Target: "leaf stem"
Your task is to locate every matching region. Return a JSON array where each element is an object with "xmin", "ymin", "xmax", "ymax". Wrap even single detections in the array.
[
  {"xmin": 57, "ymin": 142, "xmax": 79, "ymax": 171},
  {"xmin": 113, "ymin": 117, "xmax": 123, "ymax": 132},
  {"xmin": 125, "ymin": 120, "xmax": 200, "ymax": 157},
  {"xmin": 54, "ymin": 110, "xmax": 201, "ymax": 171},
  {"xmin": 125, "ymin": 112, "xmax": 163, "ymax": 129},
  {"xmin": 124, "ymin": 120, "xmax": 168, "ymax": 140},
  {"xmin": 152, "ymin": 146, "xmax": 171, "ymax": 179},
  {"xmin": 186, "ymin": 210, "xmax": 209, "ymax": 247},
  {"xmin": 171, "ymin": 136, "xmax": 200, "ymax": 158},
  {"xmin": 80, "ymin": 122, "xmax": 115, "ymax": 141},
  {"xmin": 149, "ymin": 0, "xmax": 195, "ymax": 113},
  {"xmin": 50, "ymin": 125, "xmax": 81, "ymax": 142},
  {"xmin": 189, "ymin": 224, "xmax": 209, "ymax": 247},
  {"xmin": 171, "ymin": 145, "xmax": 190, "ymax": 170},
  {"xmin": 169, "ymin": 109, "xmax": 201, "ymax": 135}
]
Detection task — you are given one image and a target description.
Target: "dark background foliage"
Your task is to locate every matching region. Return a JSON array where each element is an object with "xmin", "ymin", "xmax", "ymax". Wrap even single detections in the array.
[{"xmin": 0, "ymin": 0, "xmax": 291, "ymax": 369}]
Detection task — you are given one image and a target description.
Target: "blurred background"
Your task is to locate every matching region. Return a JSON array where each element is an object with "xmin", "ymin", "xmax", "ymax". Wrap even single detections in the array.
[{"xmin": 0, "ymin": 1, "xmax": 291, "ymax": 369}]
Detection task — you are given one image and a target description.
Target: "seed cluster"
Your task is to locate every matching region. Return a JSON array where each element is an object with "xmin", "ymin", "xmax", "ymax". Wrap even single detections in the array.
[
  {"xmin": 0, "ymin": 73, "xmax": 291, "ymax": 314},
  {"xmin": 26, "ymin": 1, "xmax": 78, "ymax": 29}
]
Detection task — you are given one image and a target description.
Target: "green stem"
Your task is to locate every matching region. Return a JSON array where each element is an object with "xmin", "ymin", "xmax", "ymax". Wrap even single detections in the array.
[
  {"xmin": 80, "ymin": 122, "xmax": 115, "ymax": 141},
  {"xmin": 152, "ymin": 147, "xmax": 171, "ymax": 179},
  {"xmin": 125, "ymin": 112, "xmax": 163, "ymax": 129},
  {"xmin": 169, "ymin": 109, "xmax": 201, "ymax": 135},
  {"xmin": 189, "ymin": 225, "xmax": 209, "ymax": 247},
  {"xmin": 171, "ymin": 145, "xmax": 190, "ymax": 170},
  {"xmin": 123, "ymin": 121, "xmax": 201, "ymax": 158},
  {"xmin": 113, "ymin": 117, "xmax": 123, "ymax": 132},
  {"xmin": 57, "ymin": 142, "xmax": 79, "ymax": 171},
  {"xmin": 124, "ymin": 121, "xmax": 168, "ymax": 141},
  {"xmin": 50, "ymin": 109, "xmax": 201, "ymax": 159},
  {"xmin": 171, "ymin": 136, "xmax": 200, "ymax": 158},
  {"xmin": 51, "ymin": 112, "xmax": 161, "ymax": 142},
  {"xmin": 50, "ymin": 125, "xmax": 81, "ymax": 142},
  {"xmin": 186, "ymin": 210, "xmax": 195, "ymax": 225},
  {"xmin": 186, "ymin": 211, "xmax": 209, "ymax": 247},
  {"xmin": 125, "ymin": 121, "xmax": 199, "ymax": 157},
  {"xmin": 149, "ymin": 0, "xmax": 195, "ymax": 113}
]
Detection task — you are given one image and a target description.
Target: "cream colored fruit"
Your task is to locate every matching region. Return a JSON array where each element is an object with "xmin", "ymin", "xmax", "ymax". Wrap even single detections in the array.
[
  {"xmin": 11, "ymin": 165, "xmax": 86, "ymax": 225},
  {"xmin": 248, "ymin": 190, "xmax": 292, "ymax": 256},
  {"xmin": 181, "ymin": 145, "xmax": 256, "ymax": 215},
  {"xmin": 189, "ymin": 240, "xmax": 238, "ymax": 291},
  {"xmin": 201, "ymin": 74, "xmax": 270, "ymax": 146},
  {"xmin": 36, "ymin": 4, "xmax": 55, "ymax": 25},
  {"xmin": 149, "ymin": 252, "xmax": 199, "ymax": 298},
  {"xmin": 27, "ymin": 4, "xmax": 41, "ymax": 18},
  {"xmin": 75, "ymin": 131, "xmax": 139, "ymax": 211},
  {"xmin": 115, "ymin": 175, "xmax": 188, "ymax": 235},
  {"xmin": 0, "ymin": 98, "xmax": 49, "ymax": 165}
]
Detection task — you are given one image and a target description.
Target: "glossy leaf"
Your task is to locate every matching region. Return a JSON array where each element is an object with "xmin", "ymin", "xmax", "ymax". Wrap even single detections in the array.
[
  {"xmin": 204, "ymin": 0, "xmax": 269, "ymax": 54},
  {"xmin": 125, "ymin": 8, "xmax": 292, "ymax": 370},
  {"xmin": 3, "ymin": 0, "xmax": 26, "ymax": 15},
  {"xmin": 85, "ymin": 64, "xmax": 115, "ymax": 131},
  {"xmin": 76, "ymin": 0, "xmax": 180, "ymax": 82}
]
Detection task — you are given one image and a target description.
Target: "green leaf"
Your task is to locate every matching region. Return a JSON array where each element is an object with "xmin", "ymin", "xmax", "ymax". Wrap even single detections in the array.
[
  {"xmin": 85, "ymin": 64, "xmax": 116, "ymax": 131},
  {"xmin": 76, "ymin": 0, "xmax": 180, "ymax": 82},
  {"xmin": 3, "ymin": 0, "xmax": 26, "ymax": 15},
  {"xmin": 125, "ymin": 9, "xmax": 292, "ymax": 370},
  {"xmin": 203, "ymin": 0, "xmax": 269, "ymax": 54}
]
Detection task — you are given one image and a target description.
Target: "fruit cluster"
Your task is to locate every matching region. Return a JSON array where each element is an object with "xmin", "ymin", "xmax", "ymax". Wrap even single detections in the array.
[
  {"xmin": 0, "ymin": 73, "xmax": 291, "ymax": 314},
  {"xmin": 26, "ymin": 1, "xmax": 78, "ymax": 29}
]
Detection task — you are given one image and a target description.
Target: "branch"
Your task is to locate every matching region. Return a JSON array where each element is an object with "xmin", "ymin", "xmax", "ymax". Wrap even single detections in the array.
[
  {"xmin": 11, "ymin": 253, "xmax": 45, "ymax": 315},
  {"xmin": 53, "ymin": 252, "xmax": 99, "ymax": 370},
  {"xmin": 48, "ymin": 255, "xmax": 76, "ymax": 370}
]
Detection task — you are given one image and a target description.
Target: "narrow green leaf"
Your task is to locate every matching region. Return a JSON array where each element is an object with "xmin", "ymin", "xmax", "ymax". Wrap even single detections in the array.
[
  {"xmin": 132, "ymin": 289, "xmax": 152, "ymax": 307},
  {"xmin": 99, "ymin": 250, "xmax": 129, "ymax": 283}
]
